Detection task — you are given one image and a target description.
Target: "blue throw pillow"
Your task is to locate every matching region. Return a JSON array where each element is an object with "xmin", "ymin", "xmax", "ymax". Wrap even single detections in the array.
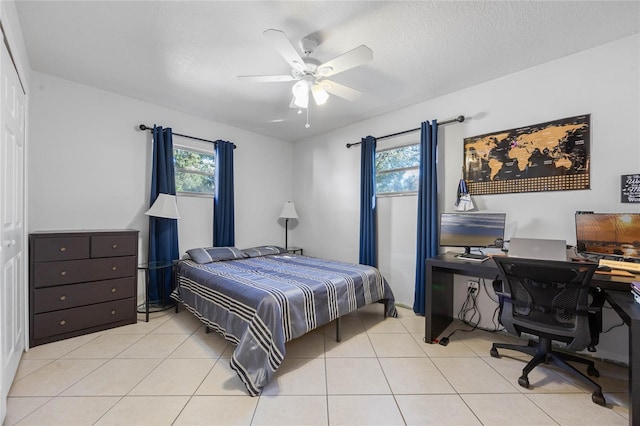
[
  {"xmin": 186, "ymin": 246, "xmax": 247, "ymax": 264},
  {"xmin": 241, "ymin": 245, "xmax": 288, "ymax": 258}
]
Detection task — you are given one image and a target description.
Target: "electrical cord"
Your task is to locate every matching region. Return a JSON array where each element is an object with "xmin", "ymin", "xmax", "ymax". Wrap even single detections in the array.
[
  {"xmin": 439, "ymin": 279, "xmax": 504, "ymax": 346},
  {"xmin": 602, "ymin": 321, "xmax": 625, "ymax": 333},
  {"xmin": 439, "ymin": 287, "xmax": 481, "ymax": 345},
  {"xmin": 492, "ymin": 305, "xmax": 504, "ymax": 332},
  {"xmin": 458, "ymin": 287, "xmax": 481, "ymax": 324},
  {"xmin": 439, "ymin": 288, "xmax": 479, "ymax": 346},
  {"xmin": 482, "ymin": 278, "xmax": 500, "ymax": 303}
]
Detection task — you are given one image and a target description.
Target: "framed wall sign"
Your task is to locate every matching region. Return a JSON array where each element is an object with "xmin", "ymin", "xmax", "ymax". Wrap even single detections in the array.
[
  {"xmin": 463, "ymin": 114, "xmax": 591, "ymax": 195},
  {"xmin": 621, "ymin": 174, "xmax": 640, "ymax": 203}
]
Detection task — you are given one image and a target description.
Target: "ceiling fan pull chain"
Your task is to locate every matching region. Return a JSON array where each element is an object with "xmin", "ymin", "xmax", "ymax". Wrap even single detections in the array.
[{"xmin": 305, "ymin": 108, "xmax": 310, "ymax": 128}]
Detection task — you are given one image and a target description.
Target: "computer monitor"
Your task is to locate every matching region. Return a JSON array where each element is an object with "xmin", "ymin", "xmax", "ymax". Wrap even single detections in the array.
[
  {"xmin": 439, "ymin": 213, "xmax": 506, "ymax": 254},
  {"xmin": 575, "ymin": 212, "xmax": 640, "ymax": 260}
]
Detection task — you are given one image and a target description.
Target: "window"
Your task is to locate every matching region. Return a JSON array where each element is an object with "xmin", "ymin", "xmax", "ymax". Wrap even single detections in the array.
[
  {"xmin": 173, "ymin": 146, "xmax": 215, "ymax": 195},
  {"xmin": 376, "ymin": 144, "xmax": 420, "ymax": 195}
]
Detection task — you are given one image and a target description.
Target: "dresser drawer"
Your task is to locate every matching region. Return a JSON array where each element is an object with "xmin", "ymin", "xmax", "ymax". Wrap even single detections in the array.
[
  {"xmin": 91, "ymin": 234, "xmax": 137, "ymax": 258},
  {"xmin": 33, "ymin": 277, "xmax": 135, "ymax": 313},
  {"xmin": 33, "ymin": 256, "xmax": 136, "ymax": 288},
  {"xmin": 32, "ymin": 298, "xmax": 134, "ymax": 340},
  {"xmin": 33, "ymin": 236, "xmax": 90, "ymax": 262}
]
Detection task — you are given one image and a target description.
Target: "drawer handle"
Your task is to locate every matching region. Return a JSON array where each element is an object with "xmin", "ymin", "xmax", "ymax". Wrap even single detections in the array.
[
  {"xmin": 111, "ymin": 288, "xmax": 117, "ymax": 293},
  {"xmin": 111, "ymin": 266, "xmax": 117, "ymax": 271},
  {"xmin": 60, "ymin": 247, "xmax": 66, "ymax": 252},
  {"xmin": 111, "ymin": 310, "xmax": 116, "ymax": 315},
  {"xmin": 112, "ymin": 244, "xmax": 118, "ymax": 249},
  {"xmin": 59, "ymin": 295, "xmax": 66, "ymax": 301},
  {"xmin": 60, "ymin": 270, "xmax": 67, "ymax": 276},
  {"xmin": 59, "ymin": 320, "xmax": 66, "ymax": 326}
]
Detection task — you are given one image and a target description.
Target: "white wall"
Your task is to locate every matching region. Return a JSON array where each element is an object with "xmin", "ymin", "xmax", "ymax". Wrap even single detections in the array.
[
  {"xmin": 293, "ymin": 35, "xmax": 640, "ymax": 362},
  {"xmin": 28, "ymin": 71, "xmax": 293, "ymax": 257}
]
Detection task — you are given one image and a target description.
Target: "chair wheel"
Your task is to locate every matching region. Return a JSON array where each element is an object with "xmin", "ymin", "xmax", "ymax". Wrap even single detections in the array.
[
  {"xmin": 518, "ymin": 376, "xmax": 529, "ymax": 389},
  {"xmin": 587, "ymin": 366, "xmax": 600, "ymax": 378},
  {"xmin": 592, "ymin": 391, "xmax": 606, "ymax": 406},
  {"xmin": 490, "ymin": 348, "xmax": 500, "ymax": 358}
]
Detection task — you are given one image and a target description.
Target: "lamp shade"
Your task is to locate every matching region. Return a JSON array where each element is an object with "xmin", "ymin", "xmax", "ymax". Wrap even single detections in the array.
[
  {"xmin": 311, "ymin": 84, "xmax": 329, "ymax": 105},
  {"xmin": 145, "ymin": 193, "xmax": 181, "ymax": 219},
  {"xmin": 292, "ymin": 80, "xmax": 309, "ymax": 109},
  {"xmin": 279, "ymin": 201, "xmax": 298, "ymax": 219}
]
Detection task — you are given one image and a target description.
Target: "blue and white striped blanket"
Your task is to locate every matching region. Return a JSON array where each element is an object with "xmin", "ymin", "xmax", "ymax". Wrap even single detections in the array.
[{"xmin": 172, "ymin": 254, "xmax": 396, "ymax": 396}]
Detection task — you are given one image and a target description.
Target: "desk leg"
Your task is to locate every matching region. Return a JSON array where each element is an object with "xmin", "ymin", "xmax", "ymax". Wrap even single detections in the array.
[
  {"xmin": 631, "ymin": 316, "xmax": 639, "ymax": 425},
  {"xmin": 425, "ymin": 265, "xmax": 454, "ymax": 343}
]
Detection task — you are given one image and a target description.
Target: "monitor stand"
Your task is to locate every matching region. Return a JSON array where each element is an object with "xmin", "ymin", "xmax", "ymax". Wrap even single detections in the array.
[{"xmin": 456, "ymin": 247, "xmax": 488, "ymax": 262}]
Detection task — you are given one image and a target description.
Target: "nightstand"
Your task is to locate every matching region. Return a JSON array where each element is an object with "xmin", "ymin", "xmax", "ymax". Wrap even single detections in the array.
[
  {"xmin": 138, "ymin": 260, "xmax": 177, "ymax": 322},
  {"xmin": 287, "ymin": 247, "xmax": 303, "ymax": 255}
]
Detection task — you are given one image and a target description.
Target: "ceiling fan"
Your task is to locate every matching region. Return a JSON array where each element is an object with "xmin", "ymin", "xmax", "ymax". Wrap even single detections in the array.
[{"xmin": 238, "ymin": 29, "xmax": 373, "ymax": 110}]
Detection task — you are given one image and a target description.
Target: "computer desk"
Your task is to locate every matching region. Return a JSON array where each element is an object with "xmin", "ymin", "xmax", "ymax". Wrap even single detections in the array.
[{"xmin": 425, "ymin": 253, "xmax": 639, "ymax": 425}]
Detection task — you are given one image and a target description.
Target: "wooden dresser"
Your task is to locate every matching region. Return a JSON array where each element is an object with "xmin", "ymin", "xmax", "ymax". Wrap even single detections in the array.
[{"xmin": 29, "ymin": 230, "xmax": 139, "ymax": 347}]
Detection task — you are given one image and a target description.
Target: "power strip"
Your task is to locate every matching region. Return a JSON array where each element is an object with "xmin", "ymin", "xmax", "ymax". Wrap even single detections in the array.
[{"xmin": 599, "ymin": 258, "xmax": 640, "ymax": 274}]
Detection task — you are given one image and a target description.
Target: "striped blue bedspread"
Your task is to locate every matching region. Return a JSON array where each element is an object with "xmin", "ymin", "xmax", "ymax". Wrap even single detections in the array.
[{"xmin": 171, "ymin": 253, "xmax": 397, "ymax": 396}]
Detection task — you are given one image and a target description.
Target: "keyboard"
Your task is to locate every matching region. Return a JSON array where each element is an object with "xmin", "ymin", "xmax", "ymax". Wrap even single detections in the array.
[
  {"xmin": 599, "ymin": 259, "xmax": 640, "ymax": 274},
  {"xmin": 456, "ymin": 253, "xmax": 489, "ymax": 262}
]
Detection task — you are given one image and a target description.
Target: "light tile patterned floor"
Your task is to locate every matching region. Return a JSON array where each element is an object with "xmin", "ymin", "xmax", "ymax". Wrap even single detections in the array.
[{"xmin": 5, "ymin": 305, "xmax": 630, "ymax": 425}]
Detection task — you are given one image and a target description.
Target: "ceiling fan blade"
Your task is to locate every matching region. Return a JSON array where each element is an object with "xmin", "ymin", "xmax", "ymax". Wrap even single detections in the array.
[
  {"xmin": 320, "ymin": 80, "xmax": 362, "ymax": 101},
  {"xmin": 317, "ymin": 45, "xmax": 373, "ymax": 77},
  {"xmin": 263, "ymin": 29, "xmax": 305, "ymax": 72},
  {"xmin": 237, "ymin": 75, "xmax": 295, "ymax": 83}
]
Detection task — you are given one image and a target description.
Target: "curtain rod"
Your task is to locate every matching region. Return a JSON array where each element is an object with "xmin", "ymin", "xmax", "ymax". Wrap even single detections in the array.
[
  {"xmin": 138, "ymin": 124, "xmax": 236, "ymax": 148},
  {"xmin": 345, "ymin": 115, "xmax": 465, "ymax": 148}
]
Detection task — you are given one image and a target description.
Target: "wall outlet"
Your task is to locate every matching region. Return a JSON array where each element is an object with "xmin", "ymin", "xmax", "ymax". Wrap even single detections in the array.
[{"xmin": 467, "ymin": 280, "xmax": 479, "ymax": 293}]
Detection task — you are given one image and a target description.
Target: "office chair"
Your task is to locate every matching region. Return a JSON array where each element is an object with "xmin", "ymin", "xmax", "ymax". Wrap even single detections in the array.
[{"xmin": 491, "ymin": 257, "xmax": 606, "ymax": 406}]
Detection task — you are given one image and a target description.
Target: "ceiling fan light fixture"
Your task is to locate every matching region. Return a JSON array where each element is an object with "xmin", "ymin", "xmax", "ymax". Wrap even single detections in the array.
[
  {"xmin": 293, "ymin": 95, "xmax": 308, "ymax": 109},
  {"xmin": 292, "ymin": 80, "xmax": 309, "ymax": 109},
  {"xmin": 311, "ymin": 84, "xmax": 329, "ymax": 105}
]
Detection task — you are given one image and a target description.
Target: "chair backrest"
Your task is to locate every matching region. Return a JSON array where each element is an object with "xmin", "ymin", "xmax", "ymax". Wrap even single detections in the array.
[{"xmin": 493, "ymin": 257, "xmax": 598, "ymax": 351}]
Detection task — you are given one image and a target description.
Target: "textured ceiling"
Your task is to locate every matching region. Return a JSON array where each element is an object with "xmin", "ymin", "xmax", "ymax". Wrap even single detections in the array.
[{"xmin": 15, "ymin": 1, "xmax": 640, "ymax": 142}]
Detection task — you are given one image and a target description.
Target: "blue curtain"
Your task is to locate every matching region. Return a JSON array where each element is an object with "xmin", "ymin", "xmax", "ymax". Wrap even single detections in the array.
[
  {"xmin": 214, "ymin": 140, "xmax": 235, "ymax": 247},
  {"xmin": 149, "ymin": 126, "xmax": 179, "ymax": 304},
  {"xmin": 413, "ymin": 120, "xmax": 439, "ymax": 315},
  {"xmin": 359, "ymin": 136, "xmax": 377, "ymax": 267}
]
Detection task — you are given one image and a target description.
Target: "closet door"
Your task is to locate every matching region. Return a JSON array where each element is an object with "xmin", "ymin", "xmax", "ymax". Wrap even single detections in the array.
[{"xmin": 0, "ymin": 35, "xmax": 26, "ymax": 422}]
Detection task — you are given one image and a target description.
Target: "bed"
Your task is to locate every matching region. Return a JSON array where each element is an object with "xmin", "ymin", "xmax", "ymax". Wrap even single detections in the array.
[{"xmin": 170, "ymin": 245, "xmax": 397, "ymax": 396}]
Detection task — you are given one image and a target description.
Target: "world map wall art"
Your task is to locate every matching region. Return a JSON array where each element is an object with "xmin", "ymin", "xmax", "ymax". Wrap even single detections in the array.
[{"xmin": 463, "ymin": 114, "xmax": 590, "ymax": 195}]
